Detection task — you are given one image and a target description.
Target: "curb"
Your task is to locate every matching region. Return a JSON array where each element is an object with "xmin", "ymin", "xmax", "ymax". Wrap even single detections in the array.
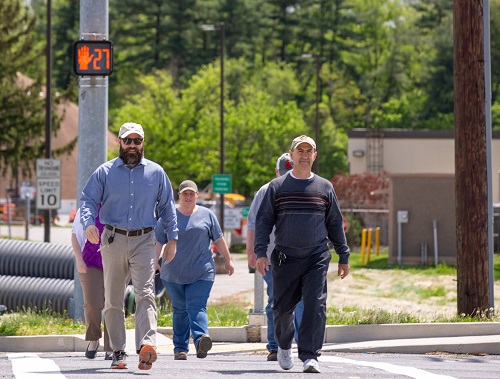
[
  {"xmin": 2, "ymin": 323, "xmax": 500, "ymax": 355},
  {"xmin": 160, "ymin": 322, "xmax": 500, "ymax": 343}
]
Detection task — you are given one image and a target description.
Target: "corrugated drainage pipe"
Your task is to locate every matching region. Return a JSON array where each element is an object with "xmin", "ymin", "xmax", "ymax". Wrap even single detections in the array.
[
  {"xmin": 0, "ymin": 239, "xmax": 74, "ymax": 279},
  {"xmin": 0, "ymin": 275, "xmax": 73, "ymax": 314}
]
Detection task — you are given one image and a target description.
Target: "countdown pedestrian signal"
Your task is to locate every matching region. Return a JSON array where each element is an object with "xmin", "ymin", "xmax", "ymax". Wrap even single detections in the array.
[{"xmin": 73, "ymin": 40, "xmax": 114, "ymax": 76}]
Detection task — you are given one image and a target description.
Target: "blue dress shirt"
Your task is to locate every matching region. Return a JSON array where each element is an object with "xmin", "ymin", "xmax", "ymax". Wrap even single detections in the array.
[{"xmin": 80, "ymin": 157, "xmax": 178, "ymax": 241}]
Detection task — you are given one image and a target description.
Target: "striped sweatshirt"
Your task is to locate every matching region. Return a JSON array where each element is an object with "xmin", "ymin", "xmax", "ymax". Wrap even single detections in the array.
[{"xmin": 254, "ymin": 173, "xmax": 350, "ymax": 264}]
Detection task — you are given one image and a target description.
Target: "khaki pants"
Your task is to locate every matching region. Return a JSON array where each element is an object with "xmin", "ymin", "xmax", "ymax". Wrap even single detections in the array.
[
  {"xmin": 101, "ymin": 228, "xmax": 157, "ymax": 352},
  {"xmin": 79, "ymin": 267, "xmax": 111, "ymax": 352}
]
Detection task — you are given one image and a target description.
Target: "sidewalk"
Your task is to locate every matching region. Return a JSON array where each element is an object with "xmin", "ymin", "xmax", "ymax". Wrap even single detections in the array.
[{"xmin": 1, "ymin": 221, "xmax": 500, "ymax": 355}]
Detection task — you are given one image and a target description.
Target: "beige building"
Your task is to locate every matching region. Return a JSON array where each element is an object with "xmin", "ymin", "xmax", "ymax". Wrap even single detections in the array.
[{"xmin": 347, "ymin": 129, "xmax": 500, "ymax": 265}]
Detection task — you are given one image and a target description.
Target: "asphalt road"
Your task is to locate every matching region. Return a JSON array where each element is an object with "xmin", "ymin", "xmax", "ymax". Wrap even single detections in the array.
[{"xmin": 2, "ymin": 350, "xmax": 500, "ymax": 379}]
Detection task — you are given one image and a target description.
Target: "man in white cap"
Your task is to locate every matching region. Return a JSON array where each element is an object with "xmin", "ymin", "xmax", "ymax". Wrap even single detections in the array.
[
  {"xmin": 80, "ymin": 122, "xmax": 178, "ymax": 370},
  {"xmin": 254, "ymin": 135, "xmax": 350, "ymax": 373},
  {"xmin": 246, "ymin": 153, "xmax": 303, "ymax": 361}
]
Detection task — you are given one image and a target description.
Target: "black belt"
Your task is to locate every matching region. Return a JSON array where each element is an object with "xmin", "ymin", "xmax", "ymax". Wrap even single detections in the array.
[{"xmin": 105, "ymin": 225, "xmax": 154, "ymax": 237}]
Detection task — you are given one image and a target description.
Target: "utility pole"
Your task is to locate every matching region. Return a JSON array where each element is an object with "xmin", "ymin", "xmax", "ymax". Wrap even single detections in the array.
[
  {"xmin": 73, "ymin": 0, "xmax": 109, "ymax": 322},
  {"xmin": 454, "ymin": 0, "xmax": 493, "ymax": 316}
]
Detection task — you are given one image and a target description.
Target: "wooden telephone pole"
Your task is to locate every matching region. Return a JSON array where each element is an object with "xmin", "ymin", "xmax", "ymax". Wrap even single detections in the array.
[{"xmin": 454, "ymin": 1, "xmax": 492, "ymax": 316}]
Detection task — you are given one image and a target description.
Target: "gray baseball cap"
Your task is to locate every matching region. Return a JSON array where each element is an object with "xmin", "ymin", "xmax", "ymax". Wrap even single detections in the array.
[{"xmin": 276, "ymin": 153, "xmax": 294, "ymax": 176}]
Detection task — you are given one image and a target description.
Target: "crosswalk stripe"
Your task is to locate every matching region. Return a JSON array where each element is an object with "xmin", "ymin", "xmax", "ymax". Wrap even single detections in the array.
[
  {"xmin": 321, "ymin": 356, "xmax": 458, "ymax": 379},
  {"xmin": 7, "ymin": 353, "xmax": 67, "ymax": 379}
]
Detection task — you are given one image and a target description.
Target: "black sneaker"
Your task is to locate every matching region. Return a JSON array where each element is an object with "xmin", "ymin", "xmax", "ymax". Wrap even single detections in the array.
[
  {"xmin": 196, "ymin": 334, "xmax": 212, "ymax": 358},
  {"xmin": 111, "ymin": 350, "xmax": 128, "ymax": 369}
]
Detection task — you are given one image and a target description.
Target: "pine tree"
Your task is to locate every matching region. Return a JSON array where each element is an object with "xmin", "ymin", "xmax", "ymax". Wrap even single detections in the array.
[{"xmin": 0, "ymin": 0, "xmax": 62, "ymax": 192}]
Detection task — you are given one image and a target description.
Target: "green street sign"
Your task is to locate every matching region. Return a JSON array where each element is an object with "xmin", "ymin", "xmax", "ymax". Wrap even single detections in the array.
[
  {"xmin": 212, "ymin": 174, "xmax": 232, "ymax": 194},
  {"xmin": 241, "ymin": 207, "xmax": 250, "ymax": 218}
]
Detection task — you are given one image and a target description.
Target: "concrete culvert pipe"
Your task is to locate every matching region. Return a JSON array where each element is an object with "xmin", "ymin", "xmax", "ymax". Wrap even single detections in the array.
[
  {"xmin": 0, "ymin": 275, "xmax": 74, "ymax": 314},
  {"xmin": 0, "ymin": 240, "xmax": 74, "ymax": 279}
]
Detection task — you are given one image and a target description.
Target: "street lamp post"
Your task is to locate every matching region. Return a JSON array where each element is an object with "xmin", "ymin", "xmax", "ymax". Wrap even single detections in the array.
[
  {"xmin": 45, "ymin": 0, "xmax": 53, "ymax": 242},
  {"xmin": 301, "ymin": 54, "xmax": 321, "ymax": 174},
  {"xmin": 202, "ymin": 22, "xmax": 225, "ymax": 230}
]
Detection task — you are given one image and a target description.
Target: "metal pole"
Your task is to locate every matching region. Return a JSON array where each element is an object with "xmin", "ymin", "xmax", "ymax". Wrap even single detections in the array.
[
  {"xmin": 433, "ymin": 220, "xmax": 439, "ymax": 265},
  {"xmin": 397, "ymin": 221, "xmax": 402, "ymax": 266},
  {"xmin": 25, "ymin": 195, "xmax": 30, "ymax": 241},
  {"xmin": 74, "ymin": 0, "xmax": 109, "ymax": 322},
  {"xmin": 44, "ymin": 0, "xmax": 52, "ymax": 243},
  {"xmin": 314, "ymin": 55, "xmax": 320, "ymax": 174},
  {"xmin": 483, "ymin": 0, "xmax": 494, "ymax": 309},
  {"xmin": 254, "ymin": 271, "xmax": 264, "ymax": 313},
  {"xmin": 220, "ymin": 22, "xmax": 225, "ymax": 231},
  {"xmin": 7, "ymin": 196, "xmax": 12, "ymax": 239}
]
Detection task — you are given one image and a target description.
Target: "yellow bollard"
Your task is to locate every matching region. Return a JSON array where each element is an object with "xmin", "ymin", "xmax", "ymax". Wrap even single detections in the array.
[
  {"xmin": 366, "ymin": 228, "xmax": 373, "ymax": 264},
  {"xmin": 375, "ymin": 227, "xmax": 380, "ymax": 256},
  {"xmin": 360, "ymin": 228, "xmax": 367, "ymax": 266}
]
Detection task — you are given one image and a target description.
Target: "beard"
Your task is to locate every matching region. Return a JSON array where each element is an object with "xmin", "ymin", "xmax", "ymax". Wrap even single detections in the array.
[{"xmin": 119, "ymin": 145, "xmax": 144, "ymax": 166}]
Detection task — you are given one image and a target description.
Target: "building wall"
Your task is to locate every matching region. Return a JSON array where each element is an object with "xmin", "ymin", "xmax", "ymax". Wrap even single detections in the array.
[
  {"xmin": 348, "ymin": 129, "xmax": 500, "ymax": 203},
  {"xmin": 389, "ymin": 174, "xmax": 456, "ymax": 265},
  {"xmin": 347, "ymin": 128, "xmax": 499, "ymax": 265}
]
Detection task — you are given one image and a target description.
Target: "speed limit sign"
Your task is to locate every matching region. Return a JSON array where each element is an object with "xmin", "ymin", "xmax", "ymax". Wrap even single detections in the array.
[
  {"xmin": 36, "ymin": 178, "xmax": 61, "ymax": 209},
  {"xmin": 36, "ymin": 159, "xmax": 61, "ymax": 210}
]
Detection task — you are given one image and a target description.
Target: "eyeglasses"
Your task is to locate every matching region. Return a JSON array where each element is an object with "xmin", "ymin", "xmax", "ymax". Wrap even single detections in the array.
[{"xmin": 121, "ymin": 137, "xmax": 143, "ymax": 145}]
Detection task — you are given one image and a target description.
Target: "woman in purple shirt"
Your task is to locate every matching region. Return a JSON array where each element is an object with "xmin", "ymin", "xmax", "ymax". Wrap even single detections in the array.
[{"xmin": 71, "ymin": 206, "xmax": 111, "ymax": 360}]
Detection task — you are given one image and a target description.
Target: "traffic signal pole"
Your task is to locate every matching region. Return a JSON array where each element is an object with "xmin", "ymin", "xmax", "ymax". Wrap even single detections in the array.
[{"xmin": 73, "ymin": 0, "xmax": 109, "ymax": 322}]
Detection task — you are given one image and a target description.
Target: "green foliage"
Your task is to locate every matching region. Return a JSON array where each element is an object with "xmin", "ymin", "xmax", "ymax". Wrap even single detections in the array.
[
  {"xmin": 9, "ymin": 0, "xmax": 500, "ymax": 185},
  {"xmin": 344, "ymin": 213, "xmax": 364, "ymax": 247},
  {"xmin": 348, "ymin": 251, "xmax": 459, "ymax": 275},
  {"xmin": 157, "ymin": 302, "xmax": 248, "ymax": 327},
  {"xmin": 347, "ymin": 250, "xmax": 390, "ymax": 268},
  {"xmin": 0, "ymin": 0, "xmax": 55, "ymax": 183},
  {"xmin": 326, "ymin": 307, "xmax": 420, "ymax": 325},
  {"xmin": 0, "ymin": 308, "xmax": 85, "ymax": 336},
  {"xmin": 390, "ymin": 283, "xmax": 447, "ymax": 299},
  {"xmin": 112, "ymin": 60, "xmax": 309, "ymax": 196},
  {"xmin": 0, "ymin": 0, "xmax": 39, "ymax": 78},
  {"xmin": 348, "ymin": 250, "xmax": 500, "ymax": 284},
  {"xmin": 328, "ymin": 305, "xmax": 500, "ymax": 324},
  {"xmin": 52, "ymin": 0, "xmax": 79, "ymax": 98}
]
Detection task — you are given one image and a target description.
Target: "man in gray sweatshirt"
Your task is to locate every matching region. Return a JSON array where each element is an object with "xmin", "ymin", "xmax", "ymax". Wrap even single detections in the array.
[{"xmin": 254, "ymin": 135, "xmax": 350, "ymax": 374}]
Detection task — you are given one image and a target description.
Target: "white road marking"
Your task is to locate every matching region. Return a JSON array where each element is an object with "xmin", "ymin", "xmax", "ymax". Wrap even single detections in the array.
[
  {"xmin": 7, "ymin": 353, "xmax": 67, "ymax": 379},
  {"xmin": 320, "ymin": 356, "xmax": 458, "ymax": 379}
]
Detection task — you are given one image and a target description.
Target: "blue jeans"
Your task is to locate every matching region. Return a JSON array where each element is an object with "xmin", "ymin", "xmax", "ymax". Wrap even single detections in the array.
[
  {"xmin": 162, "ymin": 279, "xmax": 214, "ymax": 353},
  {"xmin": 263, "ymin": 266, "xmax": 304, "ymax": 351}
]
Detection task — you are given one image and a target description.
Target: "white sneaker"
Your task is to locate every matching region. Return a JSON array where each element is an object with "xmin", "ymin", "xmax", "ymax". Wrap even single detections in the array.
[
  {"xmin": 277, "ymin": 347, "xmax": 294, "ymax": 370},
  {"xmin": 303, "ymin": 359, "xmax": 321, "ymax": 373}
]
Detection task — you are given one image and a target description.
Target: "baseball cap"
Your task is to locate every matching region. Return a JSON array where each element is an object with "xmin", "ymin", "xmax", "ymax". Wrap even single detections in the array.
[
  {"xmin": 291, "ymin": 135, "xmax": 316, "ymax": 151},
  {"xmin": 118, "ymin": 122, "xmax": 145, "ymax": 139},
  {"xmin": 276, "ymin": 153, "xmax": 294, "ymax": 176},
  {"xmin": 179, "ymin": 180, "xmax": 198, "ymax": 193}
]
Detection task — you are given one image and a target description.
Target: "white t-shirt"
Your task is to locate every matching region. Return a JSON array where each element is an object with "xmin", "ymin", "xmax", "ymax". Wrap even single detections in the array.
[
  {"xmin": 71, "ymin": 208, "xmax": 85, "ymax": 249},
  {"xmin": 247, "ymin": 182, "xmax": 276, "ymax": 260}
]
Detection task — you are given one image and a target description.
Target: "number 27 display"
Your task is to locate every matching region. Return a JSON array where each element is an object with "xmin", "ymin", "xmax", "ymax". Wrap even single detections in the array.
[{"xmin": 73, "ymin": 40, "xmax": 114, "ymax": 76}]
